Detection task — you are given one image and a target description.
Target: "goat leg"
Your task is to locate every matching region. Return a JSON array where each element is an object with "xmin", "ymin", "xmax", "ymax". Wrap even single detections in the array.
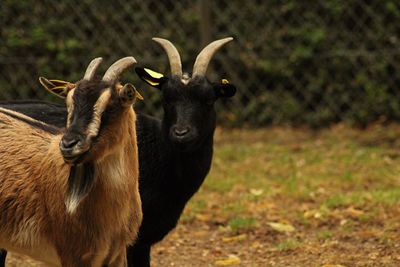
[{"xmin": 0, "ymin": 249, "xmax": 6, "ymax": 267}]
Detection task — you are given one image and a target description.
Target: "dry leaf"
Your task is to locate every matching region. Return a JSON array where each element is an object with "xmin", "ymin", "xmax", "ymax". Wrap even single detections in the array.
[
  {"xmin": 321, "ymin": 240, "xmax": 339, "ymax": 248},
  {"xmin": 193, "ymin": 230, "xmax": 209, "ymax": 237},
  {"xmin": 314, "ymin": 212, "xmax": 322, "ymax": 219},
  {"xmin": 250, "ymin": 188, "xmax": 264, "ymax": 196},
  {"xmin": 215, "ymin": 255, "xmax": 241, "ymax": 266},
  {"xmin": 357, "ymin": 230, "xmax": 383, "ymax": 239},
  {"xmin": 222, "ymin": 234, "xmax": 247, "ymax": 243},
  {"xmin": 195, "ymin": 213, "xmax": 211, "ymax": 222},
  {"xmin": 322, "ymin": 265, "xmax": 347, "ymax": 267},
  {"xmin": 368, "ymin": 252, "xmax": 379, "ymax": 259},
  {"xmin": 303, "ymin": 210, "xmax": 314, "ymax": 218},
  {"xmin": 268, "ymin": 222, "xmax": 295, "ymax": 233},
  {"xmin": 304, "ymin": 210, "xmax": 322, "ymax": 219},
  {"xmin": 345, "ymin": 207, "xmax": 364, "ymax": 218},
  {"xmin": 251, "ymin": 241, "xmax": 261, "ymax": 248}
]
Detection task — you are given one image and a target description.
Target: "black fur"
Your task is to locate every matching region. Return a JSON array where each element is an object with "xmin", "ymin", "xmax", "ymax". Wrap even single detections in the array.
[
  {"xmin": 0, "ymin": 250, "xmax": 5, "ymax": 267},
  {"xmin": 0, "ymin": 100, "xmax": 67, "ymax": 126},
  {"xmin": 130, "ymin": 112, "xmax": 214, "ymax": 267},
  {"xmin": 0, "ymin": 107, "xmax": 61, "ymax": 135},
  {"xmin": 0, "ymin": 75, "xmax": 235, "ymax": 267}
]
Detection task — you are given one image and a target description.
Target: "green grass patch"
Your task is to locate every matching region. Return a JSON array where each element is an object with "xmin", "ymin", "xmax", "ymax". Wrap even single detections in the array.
[
  {"xmin": 223, "ymin": 202, "xmax": 245, "ymax": 217},
  {"xmin": 371, "ymin": 188, "xmax": 400, "ymax": 205},
  {"xmin": 323, "ymin": 195, "xmax": 354, "ymax": 208},
  {"xmin": 323, "ymin": 188, "xmax": 400, "ymax": 209},
  {"xmin": 317, "ymin": 230, "xmax": 333, "ymax": 240},
  {"xmin": 204, "ymin": 176, "xmax": 235, "ymax": 193},
  {"xmin": 275, "ymin": 238, "xmax": 301, "ymax": 251},
  {"xmin": 190, "ymin": 199, "xmax": 206, "ymax": 213},
  {"xmin": 228, "ymin": 217, "xmax": 257, "ymax": 231}
]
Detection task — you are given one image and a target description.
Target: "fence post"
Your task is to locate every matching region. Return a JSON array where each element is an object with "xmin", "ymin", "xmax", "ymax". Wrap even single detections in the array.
[{"xmin": 199, "ymin": 0, "xmax": 211, "ymax": 47}]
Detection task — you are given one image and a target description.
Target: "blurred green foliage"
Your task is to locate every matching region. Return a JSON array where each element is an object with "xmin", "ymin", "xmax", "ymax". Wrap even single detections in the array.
[
  {"xmin": 1, "ymin": 0, "xmax": 400, "ymax": 126},
  {"xmin": 216, "ymin": 0, "xmax": 400, "ymax": 127}
]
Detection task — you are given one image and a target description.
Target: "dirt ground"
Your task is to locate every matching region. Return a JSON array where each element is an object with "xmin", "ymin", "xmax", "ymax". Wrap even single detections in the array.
[{"xmin": 6, "ymin": 125, "xmax": 400, "ymax": 266}]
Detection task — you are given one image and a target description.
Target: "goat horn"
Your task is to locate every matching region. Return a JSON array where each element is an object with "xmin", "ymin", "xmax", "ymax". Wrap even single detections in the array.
[
  {"xmin": 152, "ymin": 37, "xmax": 183, "ymax": 77},
  {"xmin": 83, "ymin": 57, "xmax": 103, "ymax": 80},
  {"xmin": 102, "ymin": 57, "xmax": 137, "ymax": 82},
  {"xmin": 192, "ymin": 37, "xmax": 233, "ymax": 78}
]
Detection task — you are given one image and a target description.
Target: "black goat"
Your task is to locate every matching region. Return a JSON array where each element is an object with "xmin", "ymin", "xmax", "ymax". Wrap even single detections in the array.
[{"xmin": 0, "ymin": 37, "xmax": 236, "ymax": 267}]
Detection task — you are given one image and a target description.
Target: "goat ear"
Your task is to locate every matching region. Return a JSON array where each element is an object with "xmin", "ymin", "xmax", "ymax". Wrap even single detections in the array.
[
  {"xmin": 119, "ymin": 83, "xmax": 144, "ymax": 107},
  {"xmin": 65, "ymin": 163, "xmax": 97, "ymax": 214},
  {"xmin": 39, "ymin": 77, "xmax": 75, "ymax": 98},
  {"xmin": 135, "ymin": 67, "xmax": 165, "ymax": 89},
  {"xmin": 214, "ymin": 79, "xmax": 236, "ymax": 98}
]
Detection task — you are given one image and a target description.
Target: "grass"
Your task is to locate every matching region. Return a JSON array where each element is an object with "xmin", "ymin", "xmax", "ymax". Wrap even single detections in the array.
[
  {"xmin": 157, "ymin": 125, "xmax": 400, "ymax": 266},
  {"xmin": 317, "ymin": 230, "xmax": 333, "ymax": 240},
  {"xmin": 183, "ymin": 124, "xmax": 400, "ymax": 236},
  {"xmin": 275, "ymin": 239, "xmax": 301, "ymax": 251},
  {"xmin": 323, "ymin": 188, "xmax": 400, "ymax": 209},
  {"xmin": 228, "ymin": 217, "xmax": 257, "ymax": 231}
]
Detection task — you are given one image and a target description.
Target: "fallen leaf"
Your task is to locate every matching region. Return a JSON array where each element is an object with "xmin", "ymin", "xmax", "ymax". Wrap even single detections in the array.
[
  {"xmin": 322, "ymin": 265, "xmax": 347, "ymax": 267},
  {"xmin": 321, "ymin": 240, "xmax": 340, "ymax": 248},
  {"xmin": 314, "ymin": 212, "xmax": 322, "ymax": 219},
  {"xmin": 214, "ymin": 255, "xmax": 241, "ymax": 266},
  {"xmin": 193, "ymin": 230, "xmax": 209, "ymax": 237},
  {"xmin": 250, "ymin": 188, "xmax": 264, "ymax": 196},
  {"xmin": 268, "ymin": 222, "xmax": 295, "ymax": 233},
  {"xmin": 345, "ymin": 207, "xmax": 364, "ymax": 218},
  {"xmin": 303, "ymin": 210, "xmax": 314, "ymax": 218},
  {"xmin": 304, "ymin": 210, "xmax": 322, "ymax": 219},
  {"xmin": 202, "ymin": 249, "xmax": 210, "ymax": 257},
  {"xmin": 195, "ymin": 213, "xmax": 211, "ymax": 222},
  {"xmin": 368, "ymin": 252, "xmax": 379, "ymax": 259},
  {"xmin": 357, "ymin": 230, "xmax": 383, "ymax": 239},
  {"xmin": 222, "ymin": 234, "xmax": 247, "ymax": 243},
  {"xmin": 251, "ymin": 241, "xmax": 261, "ymax": 248}
]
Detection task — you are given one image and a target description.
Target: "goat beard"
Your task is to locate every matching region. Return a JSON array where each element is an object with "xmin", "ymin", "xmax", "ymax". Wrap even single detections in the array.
[{"xmin": 65, "ymin": 162, "xmax": 96, "ymax": 214}]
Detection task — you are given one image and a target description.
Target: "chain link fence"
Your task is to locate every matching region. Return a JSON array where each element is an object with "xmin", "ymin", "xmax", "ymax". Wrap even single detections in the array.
[{"xmin": 1, "ymin": 0, "xmax": 400, "ymax": 126}]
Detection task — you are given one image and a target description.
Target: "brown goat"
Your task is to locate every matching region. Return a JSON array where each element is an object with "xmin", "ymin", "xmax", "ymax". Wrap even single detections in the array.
[{"xmin": 0, "ymin": 57, "xmax": 142, "ymax": 266}]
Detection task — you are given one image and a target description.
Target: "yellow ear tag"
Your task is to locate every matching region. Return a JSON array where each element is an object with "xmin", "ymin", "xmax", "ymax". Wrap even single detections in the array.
[
  {"xmin": 143, "ymin": 78, "xmax": 160, "ymax": 86},
  {"xmin": 144, "ymin": 68, "xmax": 164, "ymax": 79},
  {"xmin": 136, "ymin": 91, "xmax": 144, "ymax": 101},
  {"xmin": 222, "ymin": 79, "xmax": 230, "ymax": 84}
]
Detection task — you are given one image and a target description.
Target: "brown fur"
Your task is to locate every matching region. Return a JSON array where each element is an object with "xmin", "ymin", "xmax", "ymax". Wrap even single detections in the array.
[{"xmin": 0, "ymin": 107, "xmax": 142, "ymax": 267}]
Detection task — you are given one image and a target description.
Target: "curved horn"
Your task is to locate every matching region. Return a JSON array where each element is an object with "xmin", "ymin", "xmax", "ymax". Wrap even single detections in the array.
[
  {"xmin": 152, "ymin": 37, "xmax": 183, "ymax": 77},
  {"xmin": 102, "ymin": 56, "xmax": 137, "ymax": 82},
  {"xmin": 192, "ymin": 37, "xmax": 233, "ymax": 78},
  {"xmin": 83, "ymin": 57, "xmax": 103, "ymax": 80}
]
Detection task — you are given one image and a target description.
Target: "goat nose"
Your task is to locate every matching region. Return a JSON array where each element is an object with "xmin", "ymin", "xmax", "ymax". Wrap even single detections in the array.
[
  {"xmin": 174, "ymin": 127, "xmax": 190, "ymax": 137},
  {"xmin": 61, "ymin": 137, "xmax": 80, "ymax": 150}
]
